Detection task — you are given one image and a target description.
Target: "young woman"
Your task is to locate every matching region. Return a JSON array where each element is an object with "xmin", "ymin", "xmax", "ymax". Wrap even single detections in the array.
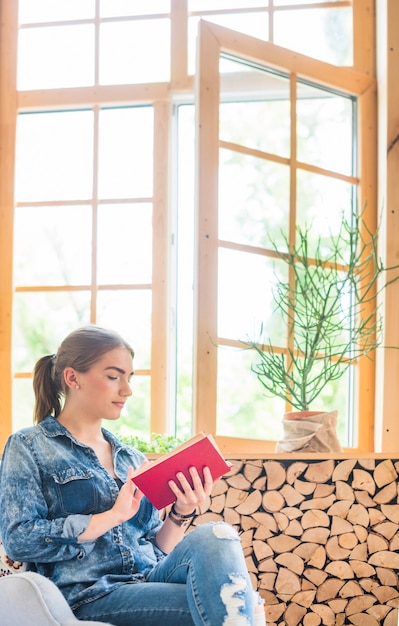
[{"xmin": 0, "ymin": 326, "xmax": 264, "ymax": 626}]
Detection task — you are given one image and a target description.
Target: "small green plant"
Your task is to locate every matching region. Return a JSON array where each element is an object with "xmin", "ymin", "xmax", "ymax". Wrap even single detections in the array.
[
  {"xmin": 117, "ymin": 432, "xmax": 184, "ymax": 453},
  {"xmin": 242, "ymin": 211, "xmax": 399, "ymax": 412}
]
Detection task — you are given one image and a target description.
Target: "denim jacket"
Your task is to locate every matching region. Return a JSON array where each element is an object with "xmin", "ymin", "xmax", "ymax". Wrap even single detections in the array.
[{"xmin": 0, "ymin": 416, "xmax": 165, "ymax": 610}]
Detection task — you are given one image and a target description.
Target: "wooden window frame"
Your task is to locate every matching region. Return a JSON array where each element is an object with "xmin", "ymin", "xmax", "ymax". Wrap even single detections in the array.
[
  {"xmin": 193, "ymin": 20, "xmax": 377, "ymax": 454},
  {"xmin": 1, "ymin": 1, "xmax": 390, "ymax": 455}
]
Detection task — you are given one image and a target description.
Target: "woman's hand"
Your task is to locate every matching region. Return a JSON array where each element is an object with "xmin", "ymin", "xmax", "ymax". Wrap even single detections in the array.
[
  {"xmin": 155, "ymin": 466, "xmax": 214, "ymax": 553},
  {"xmin": 112, "ymin": 465, "xmax": 144, "ymax": 523},
  {"xmin": 78, "ymin": 466, "xmax": 143, "ymax": 542},
  {"xmin": 168, "ymin": 466, "xmax": 214, "ymax": 516}
]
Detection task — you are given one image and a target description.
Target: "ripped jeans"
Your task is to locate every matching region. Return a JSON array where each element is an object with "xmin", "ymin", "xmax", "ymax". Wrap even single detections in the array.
[{"xmin": 74, "ymin": 522, "xmax": 264, "ymax": 626}]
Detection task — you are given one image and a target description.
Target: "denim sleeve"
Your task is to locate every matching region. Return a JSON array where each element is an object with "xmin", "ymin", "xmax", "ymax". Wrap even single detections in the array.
[
  {"xmin": 0, "ymin": 435, "xmax": 95, "ymax": 563},
  {"xmin": 145, "ymin": 507, "xmax": 168, "ymax": 559}
]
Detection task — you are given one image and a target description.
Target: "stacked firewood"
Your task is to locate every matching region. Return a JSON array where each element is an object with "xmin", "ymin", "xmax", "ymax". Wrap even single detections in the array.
[{"xmin": 192, "ymin": 457, "xmax": 399, "ymax": 626}]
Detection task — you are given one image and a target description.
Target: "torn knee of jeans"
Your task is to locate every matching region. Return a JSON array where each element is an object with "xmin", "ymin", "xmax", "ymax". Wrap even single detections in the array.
[
  {"xmin": 212, "ymin": 522, "xmax": 239, "ymax": 541},
  {"xmin": 220, "ymin": 573, "xmax": 251, "ymax": 626}
]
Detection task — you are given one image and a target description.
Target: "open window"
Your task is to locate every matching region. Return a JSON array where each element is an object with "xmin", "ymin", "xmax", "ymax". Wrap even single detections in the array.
[{"xmin": 193, "ymin": 21, "xmax": 376, "ymax": 453}]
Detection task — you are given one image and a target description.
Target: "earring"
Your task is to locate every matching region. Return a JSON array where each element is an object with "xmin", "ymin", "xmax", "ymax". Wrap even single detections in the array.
[{"xmin": 75, "ymin": 384, "xmax": 79, "ymax": 389}]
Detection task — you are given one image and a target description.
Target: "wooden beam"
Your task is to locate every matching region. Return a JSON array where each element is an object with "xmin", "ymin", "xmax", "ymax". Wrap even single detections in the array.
[
  {"xmin": 193, "ymin": 21, "xmax": 220, "ymax": 434},
  {"xmin": 375, "ymin": 0, "xmax": 399, "ymax": 452},
  {"xmin": 353, "ymin": 0, "xmax": 376, "ymax": 76},
  {"xmin": 0, "ymin": 0, "xmax": 18, "ymax": 454}
]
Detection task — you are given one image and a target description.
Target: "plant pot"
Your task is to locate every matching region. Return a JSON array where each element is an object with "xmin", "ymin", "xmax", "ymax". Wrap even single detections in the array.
[
  {"xmin": 275, "ymin": 410, "xmax": 342, "ymax": 453},
  {"xmin": 284, "ymin": 410, "xmax": 327, "ymax": 421}
]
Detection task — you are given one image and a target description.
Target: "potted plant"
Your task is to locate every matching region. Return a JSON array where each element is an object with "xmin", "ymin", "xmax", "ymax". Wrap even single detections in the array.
[{"xmin": 241, "ymin": 211, "xmax": 399, "ymax": 452}]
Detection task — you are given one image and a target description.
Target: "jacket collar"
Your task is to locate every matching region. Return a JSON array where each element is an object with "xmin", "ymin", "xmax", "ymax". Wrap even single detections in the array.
[{"xmin": 38, "ymin": 415, "xmax": 126, "ymax": 454}]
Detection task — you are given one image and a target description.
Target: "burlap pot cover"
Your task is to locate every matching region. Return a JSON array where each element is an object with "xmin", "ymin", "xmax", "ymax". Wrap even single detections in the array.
[{"xmin": 275, "ymin": 410, "xmax": 342, "ymax": 453}]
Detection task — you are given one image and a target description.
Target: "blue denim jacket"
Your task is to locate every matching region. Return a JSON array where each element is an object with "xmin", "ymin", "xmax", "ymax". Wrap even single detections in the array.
[{"xmin": 0, "ymin": 416, "xmax": 165, "ymax": 610}]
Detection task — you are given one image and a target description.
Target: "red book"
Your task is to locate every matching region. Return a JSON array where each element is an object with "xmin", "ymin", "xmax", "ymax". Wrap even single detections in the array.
[{"xmin": 131, "ymin": 432, "xmax": 232, "ymax": 509}]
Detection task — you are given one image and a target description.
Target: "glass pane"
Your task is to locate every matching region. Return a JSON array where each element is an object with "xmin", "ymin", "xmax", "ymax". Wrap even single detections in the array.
[
  {"xmin": 14, "ymin": 206, "xmax": 92, "ymax": 286},
  {"xmin": 18, "ymin": 25, "xmax": 94, "ymax": 89},
  {"xmin": 219, "ymin": 148, "xmax": 290, "ymax": 249},
  {"xmin": 101, "ymin": 0, "xmax": 170, "ymax": 17},
  {"xmin": 291, "ymin": 264, "xmax": 352, "ymax": 361},
  {"xmin": 13, "ymin": 292, "xmax": 92, "ymax": 371},
  {"xmin": 218, "ymin": 249, "xmax": 287, "ymax": 344},
  {"xmin": 96, "ymin": 290, "xmax": 152, "ymax": 368},
  {"xmin": 297, "ymin": 83, "xmax": 354, "ymax": 176},
  {"xmin": 338, "ymin": 367, "xmax": 354, "ymax": 447},
  {"xmin": 12, "ymin": 373, "xmax": 151, "ymax": 439},
  {"xmin": 220, "ymin": 78, "xmax": 291, "ymax": 159},
  {"xmin": 216, "ymin": 348, "xmax": 350, "ymax": 443},
  {"xmin": 296, "ymin": 170, "xmax": 354, "ymax": 257},
  {"xmin": 274, "ymin": 8, "xmax": 352, "ymax": 66},
  {"xmin": 197, "ymin": 12, "xmax": 268, "ymax": 39},
  {"xmin": 97, "ymin": 204, "xmax": 152, "ymax": 284},
  {"xmin": 216, "ymin": 346, "xmax": 286, "ymax": 441},
  {"xmin": 283, "ymin": 358, "xmax": 351, "ymax": 443},
  {"xmin": 19, "ymin": 0, "xmax": 95, "ymax": 23},
  {"xmin": 98, "ymin": 107, "xmax": 153, "ymax": 199},
  {"xmin": 16, "ymin": 111, "xmax": 94, "ymax": 202},
  {"xmin": 13, "ymin": 378, "xmax": 35, "ymax": 432},
  {"xmin": 100, "ymin": 20, "xmax": 170, "ymax": 84},
  {"xmin": 104, "ymin": 376, "xmax": 151, "ymax": 438}
]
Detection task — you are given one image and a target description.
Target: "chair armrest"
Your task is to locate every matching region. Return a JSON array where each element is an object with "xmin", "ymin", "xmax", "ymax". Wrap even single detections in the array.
[{"xmin": 0, "ymin": 571, "xmax": 115, "ymax": 626}]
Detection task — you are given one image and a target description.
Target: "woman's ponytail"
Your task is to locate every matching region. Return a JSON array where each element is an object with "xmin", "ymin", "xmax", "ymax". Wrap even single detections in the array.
[{"xmin": 32, "ymin": 354, "xmax": 62, "ymax": 424}]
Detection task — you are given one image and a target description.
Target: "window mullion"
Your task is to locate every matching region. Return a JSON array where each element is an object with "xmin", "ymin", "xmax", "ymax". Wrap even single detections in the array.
[
  {"xmin": 151, "ymin": 99, "xmax": 171, "ymax": 434},
  {"xmin": 91, "ymin": 106, "xmax": 100, "ymax": 323}
]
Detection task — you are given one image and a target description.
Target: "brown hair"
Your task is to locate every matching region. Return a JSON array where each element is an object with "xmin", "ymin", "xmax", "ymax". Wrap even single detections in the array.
[{"xmin": 32, "ymin": 326, "xmax": 134, "ymax": 424}]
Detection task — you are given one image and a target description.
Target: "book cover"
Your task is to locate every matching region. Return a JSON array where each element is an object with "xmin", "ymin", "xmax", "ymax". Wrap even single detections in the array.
[{"xmin": 131, "ymin": 432, "xmax": 232, "ymax": 509}]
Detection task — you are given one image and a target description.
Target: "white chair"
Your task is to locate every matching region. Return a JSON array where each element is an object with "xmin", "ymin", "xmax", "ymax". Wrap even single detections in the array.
[{"xmin": 0, "ymin": 571, "xmax": 114, "ymax": 626}]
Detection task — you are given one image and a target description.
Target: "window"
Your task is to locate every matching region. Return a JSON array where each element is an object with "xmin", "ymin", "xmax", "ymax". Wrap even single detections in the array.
[
  {"xmin": 0, "ymin": 1, "xmax": 376, "ymax": 453},
  {"xmin": 13, "ymin": 106, "xmax": 157, "ymax": 435},
  {"xmin": 194, "ymin": 20, "xmax": 376, "ymax": 452}
]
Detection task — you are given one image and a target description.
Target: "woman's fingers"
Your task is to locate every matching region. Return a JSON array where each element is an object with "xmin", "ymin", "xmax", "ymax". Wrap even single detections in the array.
[
  {"xmin": 121, "ymin": 466, "xmax": 144, "ymax": 506},
  {"xmin": 201, "ymin": 466, "xmax": 214, "ymax": 495},
  {"xmin": 168, "ymin": 466, "xmax": 214, "ymax": 505}
]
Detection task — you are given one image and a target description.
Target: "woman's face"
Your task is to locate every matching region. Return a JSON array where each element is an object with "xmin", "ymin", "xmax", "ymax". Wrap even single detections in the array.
[{"xmin": 71, "ymin": 346, "xmax": 134, "ymax": 421}]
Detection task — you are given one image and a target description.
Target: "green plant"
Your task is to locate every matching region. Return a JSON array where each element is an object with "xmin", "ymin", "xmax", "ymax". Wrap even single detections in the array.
[
  {"xmin": 242, "ymin": 211, "xmax": 399, "ymax": 412},
  {"xmin": 117, "ymin": 432, "xmax": 184, "ymax": 453}
]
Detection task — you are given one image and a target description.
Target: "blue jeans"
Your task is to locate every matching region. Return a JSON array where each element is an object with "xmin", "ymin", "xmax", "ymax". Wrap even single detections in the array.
[{"xmin": 74, "ymin": 522, "xmax": 256, "ymax": 626}]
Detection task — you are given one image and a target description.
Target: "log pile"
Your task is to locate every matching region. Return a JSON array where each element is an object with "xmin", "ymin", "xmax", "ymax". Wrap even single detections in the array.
[{"xmin": 191, "ymin": 457, "xmax": 399, "ymax": 626}]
